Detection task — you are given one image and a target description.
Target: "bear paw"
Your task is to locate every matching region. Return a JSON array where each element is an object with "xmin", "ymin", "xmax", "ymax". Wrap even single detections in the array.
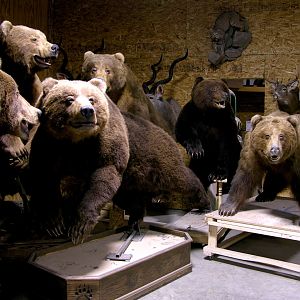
[
  {"xmin": 0, "ymin": 134, "xmax": 29, "ymax": 169},
  {"xmin": 184, "ymin": 140, "xmax": 204, "ymax": 158},
  {"xmin": 208, "ymin": 167, "xmax": 227, "ymax": 182},
  {"xmin": 69, "ymin": 215, "xmax": 98, "ymax": 245},
  {"xmin": 218, "ymin": 201, "xmax": 239, "ymax": 216},
  {"xmin": 44, "ymin": 214, "xmax": 66, "ymax": 238}
]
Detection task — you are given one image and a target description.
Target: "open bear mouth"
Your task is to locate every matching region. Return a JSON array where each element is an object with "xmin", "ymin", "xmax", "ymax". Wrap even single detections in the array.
[
  {"xmin": 215, "ymin": 100, "xmax": 226, "ymax": 108},
  {"xmin": 268, "ymin": 155, "xmax": 281, "ymax": 163},
  {"xmin": 34, "ymin": 55, "xmax": 53, "ymax": 68}
]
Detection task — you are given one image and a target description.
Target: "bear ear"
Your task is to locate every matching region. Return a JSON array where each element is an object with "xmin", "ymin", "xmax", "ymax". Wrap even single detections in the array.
[
  {"xmin": 42, "ymin": 77, "xmax": 59, "ymax": 95},
  {"xmin": 114, "ymin": 52, "xmax": 125, "ymax": 63},
  {"xmin": 251, "ymin": 114, "xmax": 263, "ymax": 129},
  {"xmin": 287, "ymin": 115, "xmax": 299, "ymax": 128},
  {"xmin": 0, "ymin": 20, "xmax": 13, "ymax": 38},
  {"xmin": 84, "ymin": 51, "xmax": 94, "ymax": 61},
  {"xmin": 89, "ymin": 78, "xmax": 107, "ymax": 93}
]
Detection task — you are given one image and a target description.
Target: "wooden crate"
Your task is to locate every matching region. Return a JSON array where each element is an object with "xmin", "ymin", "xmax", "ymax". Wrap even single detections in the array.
[{"xmin": 28, "ymin": 226, "xmax": 192, "ymax": 300}]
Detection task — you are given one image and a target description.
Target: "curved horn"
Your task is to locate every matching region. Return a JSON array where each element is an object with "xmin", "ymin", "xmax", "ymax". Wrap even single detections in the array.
[
  {"xmin": 149, "ymin": 49, "xmax": 188, "ymax": 94},
  {"xmin": 142, "ymin": 54, "xmax": 163, "ymax": 93},
  {"xmin": 56, "ymin": 38, "xmax": 74, "ymax": 80},
  {"xmin": 93, "ymin": 38, "xmax": 106, "ymax": 53}
]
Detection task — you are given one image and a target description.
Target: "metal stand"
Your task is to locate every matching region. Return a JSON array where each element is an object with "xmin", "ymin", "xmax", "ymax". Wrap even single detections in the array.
[{"xmin": 106, "ymin": 230, "xmax": 144, "ymax": 261}]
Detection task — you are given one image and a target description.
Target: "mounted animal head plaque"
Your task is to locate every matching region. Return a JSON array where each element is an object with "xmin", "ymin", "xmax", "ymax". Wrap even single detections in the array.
[{"xmin": 208, "ymin": 11, "xmax": 252, "ymax": 67}]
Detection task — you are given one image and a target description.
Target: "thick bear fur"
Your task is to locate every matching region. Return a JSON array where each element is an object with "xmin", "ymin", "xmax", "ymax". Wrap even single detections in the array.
[
  {"xmin": 29, "ymin": 78, "xmax": 208, "ymax": 244},
  {"xmin": 0, "ymin": 70, "xmax": 41, "ymax": 197},
  {"xmin": 219, "ymin": 112, "xmax": 300, "ymax": 216},
  {"xmin": 81, "ymin": 51, "xmax": 172, "ymax": 135},
  {"xmin": 175, "ymin": 77, "xmax": 241, "ymax": 193},
  {"xmin": 0, "ymin": 20, "xmax": 59, "ymax": 105}
]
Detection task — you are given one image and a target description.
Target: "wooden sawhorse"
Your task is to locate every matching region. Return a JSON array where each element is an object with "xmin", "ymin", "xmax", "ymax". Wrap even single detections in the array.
[{"xmin": 203, "ymin": 203, "xmax": 300, "ymax": 273}]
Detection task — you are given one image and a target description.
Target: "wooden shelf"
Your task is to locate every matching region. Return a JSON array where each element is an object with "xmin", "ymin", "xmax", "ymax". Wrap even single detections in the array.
[{"xmin": 238, "ymin": 86, "xmax": 265, "ymax": 93}]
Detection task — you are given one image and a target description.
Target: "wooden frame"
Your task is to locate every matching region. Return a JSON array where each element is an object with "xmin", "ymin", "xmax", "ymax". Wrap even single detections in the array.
[
  {"xmin": 203, "ymin": 203, "xmax": 300, "ymax": 273},
  {"xmin": 28, "ymin": 225, "xmax": 192, "ymax": 300}
]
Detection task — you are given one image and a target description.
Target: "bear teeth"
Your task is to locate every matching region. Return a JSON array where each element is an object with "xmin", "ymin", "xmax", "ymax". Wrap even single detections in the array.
[{"xmin": 34, "ymin": 55, "xmax": 51, "ymax": 68}]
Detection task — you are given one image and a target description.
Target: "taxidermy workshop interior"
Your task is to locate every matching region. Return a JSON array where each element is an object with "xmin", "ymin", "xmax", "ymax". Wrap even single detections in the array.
[{"xmin": 0, "ymin": 0, "xmax": 300, "ymax": 299}]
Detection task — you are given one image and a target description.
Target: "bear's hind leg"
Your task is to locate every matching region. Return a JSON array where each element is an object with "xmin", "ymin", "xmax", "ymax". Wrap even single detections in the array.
[{"xmin": 255, "ymin": 172, "xmax": 287, "ymax": 202}]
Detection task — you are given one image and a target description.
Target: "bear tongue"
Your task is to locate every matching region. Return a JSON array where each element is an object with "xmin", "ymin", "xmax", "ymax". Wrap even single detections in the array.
[{"xmin": 34, "ymin": 55, "xmax": 52, "ymax": 68}]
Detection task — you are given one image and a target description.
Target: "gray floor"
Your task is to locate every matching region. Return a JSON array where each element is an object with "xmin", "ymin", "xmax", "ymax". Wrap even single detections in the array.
[{"xmin": 141, "ymin": 201, "xmax": 300, "ymax": 300}]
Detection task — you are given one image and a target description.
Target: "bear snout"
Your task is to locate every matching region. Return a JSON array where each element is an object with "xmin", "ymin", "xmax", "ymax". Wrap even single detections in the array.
[
  {"xmin": 270, "ymin": 146, "xmax": 280, "ymax": 158},
  {"xmin": 80, "ymin": 106, "xmax": 95, "ymax": 119},
  {"xmin": 50, "ymin": 44, "xmax": 59, "ymax": 57}
]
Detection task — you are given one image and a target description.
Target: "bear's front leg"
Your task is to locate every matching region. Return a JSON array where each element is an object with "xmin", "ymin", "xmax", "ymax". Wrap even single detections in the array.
[
  {"xmin": 0, "ymin": 134, "xmax": 28, "ymax": 169},
  {"xmin": 69, "ymin": 165, "xmax": 123, "ymax": 244},
  {"xmin": 184, "ymin": 138, "xmax": 204, "ymax": 158}
]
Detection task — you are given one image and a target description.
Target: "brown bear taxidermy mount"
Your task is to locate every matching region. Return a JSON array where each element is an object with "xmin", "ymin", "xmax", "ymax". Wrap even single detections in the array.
[
  {"xmin": 219, "ymin": 112, "xmax": 300, "ymax": 216},
  {"xmin": 29, "ymin": 78, "xmax": 209, "ymax": 244},
  {"xmin": 0, "ymin": 20, "xmax": 59, "ymax": 105}
]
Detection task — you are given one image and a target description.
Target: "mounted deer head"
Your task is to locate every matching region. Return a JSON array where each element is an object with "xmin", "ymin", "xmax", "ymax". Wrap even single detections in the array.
[{"xmin": 269, "ymin": 78, "xmax": 300, "ymax": 114}]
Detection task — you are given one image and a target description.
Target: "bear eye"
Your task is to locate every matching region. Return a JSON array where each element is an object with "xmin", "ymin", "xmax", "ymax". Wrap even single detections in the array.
[
  {"xmin": 91, "ymin": 67, "xmax": 97, "ymax": 74},
  {"xmin": 105, "ymin": 69, "xmax": 111, "ymax": 75},
  {"xmin": 279, "ymin": 134, "xmax": 284, "ymax": 140},
  {"xmin": 265, "ymin": 134, "xmax": 270, "ymax": 140},
  {"xmin": 89, "ymin": 97, "xmax": 95, "ymax": 104},
  {"xmin": 31, "ymin": 37, "xmax": 37, "ymax": 42},
  {"xmin": 65, "ymin": 96, "xmax": 74, "ymax": 106}
]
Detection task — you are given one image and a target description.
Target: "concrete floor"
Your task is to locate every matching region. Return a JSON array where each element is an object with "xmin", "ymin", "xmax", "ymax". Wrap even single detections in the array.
[
  {"xmin": 141, "ymin": 200, "xmax": 300, "ymax": 300},
  {"xmin": 1, "ymin": 198, "xmax": 300, "ymax": 299},
  {"xmin": 140, "ymin": 235, "xmax": 300, "ymax": 300}
]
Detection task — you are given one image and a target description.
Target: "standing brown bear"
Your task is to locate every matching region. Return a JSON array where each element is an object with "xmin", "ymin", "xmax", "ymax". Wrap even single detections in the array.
[
  {"xmin": 81, "ymin": 51, "xmax": 172, "ymax": 135},
  {"xmin": 29, "ymin": 78, "xmax": 208, "ymax": 244},
  {"xmin": 0, "ymin": 20, "xmax": 59, "ymax": 105},
  {"xmin": 219, "ymin": 113, "xmax": 300, "ymax": 216}
]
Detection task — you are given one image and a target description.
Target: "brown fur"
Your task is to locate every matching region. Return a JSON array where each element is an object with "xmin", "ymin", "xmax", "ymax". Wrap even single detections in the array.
[
  {"xmin": 219, "ymin": 113, "xmax": 299, "ymax": 216},
  {"xmin": 192, "ymin": 78, "xmax": 231, "ymax": 110},
  {"xmin": 81, "ymin": 51, "xmax": 172, "ymax": 135},
  {"xmin": 0, "ymin": 70, "xmax": 40, "ymax": 159},
  {"xmin": 29, "ymin": 78, "xmax": 130, "ymax": 244},
  {"xmin": 0, "ymin": 20, "xmax": 59, "ymax": 105},
  {"xmin": 29, "ymin": 78, "xmax": 208, "ymax": 244}
]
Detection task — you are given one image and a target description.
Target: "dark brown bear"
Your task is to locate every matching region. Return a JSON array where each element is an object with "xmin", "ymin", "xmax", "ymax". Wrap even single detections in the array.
[
  {"xmin": 219, "ymin": 113, "xmax": 299, "ymax": 216},
  {"xmin": 0, "ymin": 20, "xmax": 59, "ymax": 105},
  {"xmin": 81, "ymin": 51, "xmax": 172, "ymax": 135},
  {"xmin": 175, "ymin": 77, "xmax": 241, "ymax": 194},
  {"xmin": 29, "ymin": 78, "xmax": 208, "ymax": 244}
]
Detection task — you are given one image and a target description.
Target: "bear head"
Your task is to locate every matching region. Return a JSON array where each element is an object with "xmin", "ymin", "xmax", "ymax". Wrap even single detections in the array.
[
  {"xmin": 40, "ymin": 78, "xmax": 109, "ymax": 143},
  {"xmin": 250, "ymin": 114, "xmax": 298, "ymax": 165},
  {"xmin": 191, "ymin": 78, "xmax": 231, "ymax": 110},
  {"xmin": 81, "ymin": 51, "xmax": 127, "ymax": 99},
  {"xmin": 0, "ymin": 70, "xmax": 41, "ymax": 142},
  {"xmin": 0, "ymin": 20, "xmax": 59, "ymax": 74}
]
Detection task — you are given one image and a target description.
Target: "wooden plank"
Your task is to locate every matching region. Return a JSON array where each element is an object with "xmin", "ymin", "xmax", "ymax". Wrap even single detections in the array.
[
  {"xmin": 203, "ymin": 246, "xmax": 300, "ymax": 273},
  {"xmin": 206, "ymin": 204, "xmax": 300, "ymax": 233}
]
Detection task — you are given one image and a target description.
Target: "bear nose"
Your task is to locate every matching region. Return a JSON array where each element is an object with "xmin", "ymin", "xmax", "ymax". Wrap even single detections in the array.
[
  {"xmin": 80, "ymin": 106, "xmax": 94, "ymax": 118},
  {"xmin": 270, "ymin": 146, "xmax": 280, "ymax": 158},
  {"xmin": 51, "ymin": 44, "xmax": 59, "ymax": 54}
]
